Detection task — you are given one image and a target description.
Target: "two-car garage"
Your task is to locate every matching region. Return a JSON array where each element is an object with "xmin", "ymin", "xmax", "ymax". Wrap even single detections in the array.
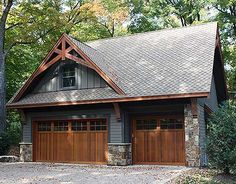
[{"xmin": 33, "ymin": 116, "xmax": 185, "ymax": 165}]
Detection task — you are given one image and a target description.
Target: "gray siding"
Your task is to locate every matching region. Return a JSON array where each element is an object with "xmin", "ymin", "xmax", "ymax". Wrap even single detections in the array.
[
  {"xmin": 22, "ymin": 108, "xmax": 122, "ymax": 143},
  {"xmin": 198, "ymin": 76, "xmax": 218, "ymax": 112},
  {"xmin": 197, "ymin": 75, "xmax": 219, "ymax": 166},
  {"xmin": 33, "ymin": 60, "xmax": 107, "ymax": 93}
]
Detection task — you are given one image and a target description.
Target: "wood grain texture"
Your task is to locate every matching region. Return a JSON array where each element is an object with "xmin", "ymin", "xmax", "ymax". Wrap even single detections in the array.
[
  {"xmin": 33, "ymin": 119, "xmax": 108, "ymax": 164},
  {"xmin": 132, "ymin": 116, "xmax": 185, "ymax": 165}
]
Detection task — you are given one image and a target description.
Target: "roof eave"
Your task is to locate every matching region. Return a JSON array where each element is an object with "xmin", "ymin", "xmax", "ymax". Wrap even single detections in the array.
[{"xmin": 6, "ymin": 92, "xmax": 209, "ymax": 109}]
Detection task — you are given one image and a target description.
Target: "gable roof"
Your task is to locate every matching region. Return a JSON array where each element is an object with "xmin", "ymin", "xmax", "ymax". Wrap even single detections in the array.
[{"xmin": 7, "ymin": 22, "xmax": 226, "ymax": 108}]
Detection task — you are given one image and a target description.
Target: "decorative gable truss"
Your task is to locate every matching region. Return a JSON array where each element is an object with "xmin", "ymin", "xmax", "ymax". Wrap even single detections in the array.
[{"xmin": 12, "ymin": 33, "xmax": 125, "ymax": 103}]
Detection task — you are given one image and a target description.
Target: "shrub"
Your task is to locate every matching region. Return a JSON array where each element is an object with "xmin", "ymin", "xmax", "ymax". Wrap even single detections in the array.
[
  {"xmin": 0, "ymin": 132, "xmax": 11, "ymax": 155},
  {"xmin": 207, "ymin": 101, "xmax": 236, "ymax": 175},
  {"xmin": 0, "ymin": 110, "xmax": 21, "ymax": 155}
]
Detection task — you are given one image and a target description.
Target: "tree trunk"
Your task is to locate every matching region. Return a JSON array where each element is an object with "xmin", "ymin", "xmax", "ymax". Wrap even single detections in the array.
[
  {"xmin": 0, "ymin": 49, "xmax": 6, "ymax": 132},
  {"xmin": 0, "ymin": 0, "xmax": 13, "ymax": 133}
]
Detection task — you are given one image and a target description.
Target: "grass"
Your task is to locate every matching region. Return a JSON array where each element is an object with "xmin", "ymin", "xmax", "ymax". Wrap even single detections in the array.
[{"xmin": 170, "ymin": 168, "xmax": 236, "ymax": 184}]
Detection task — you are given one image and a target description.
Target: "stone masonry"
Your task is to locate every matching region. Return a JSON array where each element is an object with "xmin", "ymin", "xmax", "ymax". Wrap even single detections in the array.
[
  {"xmin": 19, "ymin": 143, "xmax": 32, "ymax": 162},
  {"xmin": 184, "ymin": 104, "xmax": 200, "ymax": 167},
  {"xmin": 108, "ymin": 143, "xmax": 131, "ymax": 166}
]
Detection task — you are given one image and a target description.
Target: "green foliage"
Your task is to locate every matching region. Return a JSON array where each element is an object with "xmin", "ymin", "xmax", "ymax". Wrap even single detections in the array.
[
  {"xmin": 0, "ymin": 131, "xmax": 11, "ymax": 155},
  {"xmin": 207, "ymin": 101, "xmax": 236, "ymax": 174},
  {"xmin": 212, "ymin": 0, "xmax": 236, "ymax": 91},
  {"xmin": 0, "ymin": 110, "xmax": 21, "ymax": 155}
]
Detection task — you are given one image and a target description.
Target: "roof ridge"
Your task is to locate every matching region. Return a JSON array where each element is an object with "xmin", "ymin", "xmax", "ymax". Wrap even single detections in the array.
[{"xmin": 84, "ymin": 21, "xmax": 217, "ymax": 44}]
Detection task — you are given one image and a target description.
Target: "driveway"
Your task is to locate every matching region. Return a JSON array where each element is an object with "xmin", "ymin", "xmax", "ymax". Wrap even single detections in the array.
[{"xmin": 0, "ymin": 163, "xmax": 190, "ymax": 184}]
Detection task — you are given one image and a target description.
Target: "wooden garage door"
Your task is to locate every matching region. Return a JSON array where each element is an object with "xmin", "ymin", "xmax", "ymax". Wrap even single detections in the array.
[
  {"xmin": 132, "ymin": 116, "xmax": 185, "ymax": 165},
  {"xmin": 33, "ymin": 119, "xmax": 108, "ymax": 164}
]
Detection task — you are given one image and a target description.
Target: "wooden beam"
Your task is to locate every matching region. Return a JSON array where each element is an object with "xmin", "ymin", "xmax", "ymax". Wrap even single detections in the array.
[
  {"xmin": 61, "ymin": 38, "xmax": 66, "ymax": 60},
  {"xmin": 65, "ymin": 46, "xmax": 73, "ymax": 53},
  {"xmin": 65, "ymin": 53, "xmax": 93, "ymax": 69},
  {"xmin": 113, "ymin": 103, "xmax": 121, "ymax": 121},
  {"xmin": 191, "ymin": 98, "xmax": 198, "ymax": 118},
  {"xmin": 13, "ymin": 34, "xmax": 66, "ymax": 102},
  {"xmin": 54, "ymin": 48, "xmax": 62, "ymax": 55},
  {"xmin": 34, "ymin": 54, "xmax": 62, "ymax": 78},
  {"xmin": 63, "ymin": 34, "xmax": 126, "ymax": 95}
]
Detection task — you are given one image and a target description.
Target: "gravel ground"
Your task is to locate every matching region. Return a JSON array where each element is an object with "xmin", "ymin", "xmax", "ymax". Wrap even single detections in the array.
[{"xmin": 0, "ymin": 162, "xmax": 190, "ymax": 184}]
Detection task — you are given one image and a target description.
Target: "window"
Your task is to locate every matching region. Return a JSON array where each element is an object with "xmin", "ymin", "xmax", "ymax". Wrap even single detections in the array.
[
  {"xmin": 160, "ymin": 118, "xmax": 183, "ymax": 129},
  {"xmin": 38, "ymin": 122, "xmax": 51, "ymax": 131},
  {"xmin": 90, "ymin": 120, "xmax": 107, "ymax": 131},
  {"xmin": 136, "ymin": 119, "xmax": 157, "ymax": 130},
  {"xmin": 54, "ymin": 122, "xmax": 68, "ymax": 131},
  {"xmin": 72, "ymin": 121, "xmax": 87, "ymax": 131},
  {"xmin": 62, "ymin": 65, "xmax": 75, "ymax": 88}
]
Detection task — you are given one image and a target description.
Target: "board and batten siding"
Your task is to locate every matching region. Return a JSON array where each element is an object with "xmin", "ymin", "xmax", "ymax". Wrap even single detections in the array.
[
  {"xmin": 197, "ymin": 75, "xmax": 219, "ymax": 166},
  {"xmin": 33, "ymin": 60, "xmax": 106, "ymax": 93},
  {"xmin": 22, "ymin": 108, "xmax": 122, "ymax": 144}
]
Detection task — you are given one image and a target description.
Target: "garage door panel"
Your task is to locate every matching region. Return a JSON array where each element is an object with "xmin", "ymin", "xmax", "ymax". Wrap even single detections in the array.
[
  {"xmin": 175, "ymin": 131, "xmax": 185, "ymax": 163},
  {"xmin": 73, "ymin": 132, "xmax": 89, "ymax": 162},
  {"xmin": 53, "ymin": 133, "xmax": 73, "ymax": 162},
  {"xmin": 147, "ymin": 131, "xmax": 161, "ymax": 162},
  {"xmin": 133, "ymin": 116, "xmax": 185, "ymax": 165},
  {"xmin": 34, "ymin": 119, "xmax": 108, "ymax": 164},
  {"xmin": 135, "ymin": 132, "xmax": 145, "ymax": 162}
]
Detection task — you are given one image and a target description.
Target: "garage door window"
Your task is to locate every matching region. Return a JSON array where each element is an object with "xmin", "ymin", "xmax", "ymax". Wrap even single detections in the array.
[
  {"xmin": 72, "ymin": 121, "xmax": 87, "ymax": 131},
  {"xmin": 90, "ymin": 120, "xmax": 107, "ymax": 131},
  {"xmin": 54, "ymin": 122, "xmax": 68, "ymax": 131},
  {"xmin": 38, "ymin": 122, "xmax": 51, "ymax": 131},
  {"xmin": 136, "ymin": 119, "xmax": 157, "ymax": 130},
  {"xmin": 160, "ymin": 118, "xmax": 183, "ymax": 129}
]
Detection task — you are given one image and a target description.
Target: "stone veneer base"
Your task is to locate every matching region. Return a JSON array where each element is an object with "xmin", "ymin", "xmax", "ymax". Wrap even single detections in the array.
[
  {"xmin": 108, "ymin": 143, "xmax": 132, "ymax": 166},
  {"xmin": 19, "ymin": 143, "xmax": 32, "ymax": 162}
]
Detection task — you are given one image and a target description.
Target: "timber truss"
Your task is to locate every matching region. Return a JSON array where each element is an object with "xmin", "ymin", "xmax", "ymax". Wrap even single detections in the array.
[{"xmin": 12, "ymin": 33, "xmax": 125, "ymax": 102}]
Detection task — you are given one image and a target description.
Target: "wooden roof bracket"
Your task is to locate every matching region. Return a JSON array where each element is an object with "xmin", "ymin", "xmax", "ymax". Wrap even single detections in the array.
[
  {"xmin": 12, "ymin": 33, "xmax": 125, "ymax": 103},
  {"xmin": 113, "ymin": 103, "xmax": 121, "ymax": 121},
  {"xmin": 191, "ymin": 98, "xmax": 198, "ymax": 118}
]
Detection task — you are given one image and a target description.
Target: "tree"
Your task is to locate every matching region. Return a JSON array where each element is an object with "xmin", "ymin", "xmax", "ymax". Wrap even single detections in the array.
[
  {"xmin": 128, "ymin": 0, "xmax": 209, "ymax": 33},
  {"xmin": 212, "ymin": 0, "xmax": 236, "ymax": 91},
  {"xmin": 207, "ymin": 101, "xmax": 236, "ymax": 174},
  {"xmin": 0, "ymin": 0, "xmax": 13, "ymax": 132},
  {"xmin": 80, "ymin": 0, "xmax": 129, "ymax": 37}
]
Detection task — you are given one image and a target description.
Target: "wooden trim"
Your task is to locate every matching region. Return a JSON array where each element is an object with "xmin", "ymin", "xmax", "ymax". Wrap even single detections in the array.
[
  {"xmin": 63, "ymin": 34, "xmax": 125, "ymax": 95},
  {"xmin": 34, "ymin": 54, "xmax": 62, "ymax": 78},
  {"xmin": 61, "ymin": 37, "xmax": 66, "ymax": 60},
  {"xmin": 12, "ymin": 33, "xmax": 125, "ymax": 103},
  {"xmin": 13, "ymin": 34, "xmax": 66, "ymax": 102},
  {"xmin": 7, "ymin": 92, "xmax": 209, "ymax": 109},
  {"xmin": 65, "ymin": 53, "xmax": 93, "ymax": 68}
]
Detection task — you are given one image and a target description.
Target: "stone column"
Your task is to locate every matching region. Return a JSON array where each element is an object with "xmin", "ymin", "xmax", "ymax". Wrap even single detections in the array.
[
  {"xmin": 184, "ymin": 104, "xmax": 200, "ymax": 167},
  {"xmin": 19, "ymin": 143, "xmax": 32, "ymax": 162},
  {"xmin": 108, "ymin": 143, "xmax": 131, "ymax": 166}
]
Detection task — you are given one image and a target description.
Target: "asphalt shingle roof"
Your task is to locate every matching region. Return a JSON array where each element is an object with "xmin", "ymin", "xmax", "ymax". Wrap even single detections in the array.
[{"xmin": 8, "ymin": 22, "xmax": 218, "ymax": 107}]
